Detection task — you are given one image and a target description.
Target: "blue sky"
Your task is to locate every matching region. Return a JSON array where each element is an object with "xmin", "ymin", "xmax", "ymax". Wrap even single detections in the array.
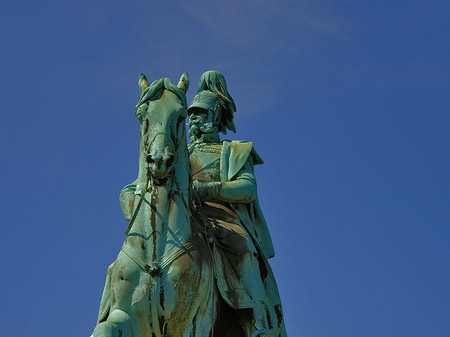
[{"xmin": 1, "ymin": 0, "xmax": 449, "ymax": 336}]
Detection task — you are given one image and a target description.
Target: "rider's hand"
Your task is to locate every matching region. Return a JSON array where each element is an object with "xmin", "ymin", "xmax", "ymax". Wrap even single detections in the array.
[{"xmin": 192, "ymin": 180, "xmax": 221, "ymax": 201}]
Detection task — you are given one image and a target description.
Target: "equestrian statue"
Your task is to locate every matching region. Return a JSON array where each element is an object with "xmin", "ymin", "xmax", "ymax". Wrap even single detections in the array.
[{"xmin": 91, "ymin": 70, "xmax": 287, "ymax": 337}]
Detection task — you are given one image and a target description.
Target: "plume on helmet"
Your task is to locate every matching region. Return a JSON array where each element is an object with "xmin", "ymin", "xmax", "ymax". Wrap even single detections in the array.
[{"xmin": 196, "ymin": 70, "xmax": 236, "ymax": 134}]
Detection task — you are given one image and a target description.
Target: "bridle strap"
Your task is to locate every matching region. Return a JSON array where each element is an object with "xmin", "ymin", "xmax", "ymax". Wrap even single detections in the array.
[
  {"xmin": 124, "ymin": 174, "xmax": 150, "ymax": 235},
  {"xmin": 125, "ymin": 131, "xmax": 177, "ymax": 235},
  {"xmin": 121, "ymin": 241, "xmax": 195, "ymax": 276},
  {"xmin": 144, "ymin": 131, "xmax": 177, "ymax": 162}
]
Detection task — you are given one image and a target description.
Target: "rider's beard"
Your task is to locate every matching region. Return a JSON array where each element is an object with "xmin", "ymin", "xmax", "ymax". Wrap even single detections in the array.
[
  {"xmin": 199, "ymin": 122, "xmax": 216, "ymax": 134},
  {"xmin": 188, "ymin": 121, "xmax": 216, "ymax": 140},
  {"xmin": 188, "ymin": 123, "xmax": 202, "ymax": 140}
]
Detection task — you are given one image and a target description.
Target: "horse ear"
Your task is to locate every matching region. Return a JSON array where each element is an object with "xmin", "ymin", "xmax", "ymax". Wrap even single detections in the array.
[
  {"xmin": 139, "ymin": 73, "xmax": 150, "ymax": 92},
  {"xmin": 177, "ymin": 72, "xmax": 189, "ymax": 93}
]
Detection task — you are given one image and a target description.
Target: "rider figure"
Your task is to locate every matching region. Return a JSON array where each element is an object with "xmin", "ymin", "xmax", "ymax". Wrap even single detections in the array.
[{"xmin": 188, "ymin": 71, "xmax": 287, "ymax": 337}]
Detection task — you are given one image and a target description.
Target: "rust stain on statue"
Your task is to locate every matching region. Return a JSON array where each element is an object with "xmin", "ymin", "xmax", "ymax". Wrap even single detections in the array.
[
  {"xmin": 168, "ymin": 198, "xmax": 174, "ymax": 215},
  {"xmin": 91, "ymin": 71, "xmax": 287, "ymax": 337},
  {"xmin": 128, "ymin": 199, "xmax": 134, "ymax": 216}
]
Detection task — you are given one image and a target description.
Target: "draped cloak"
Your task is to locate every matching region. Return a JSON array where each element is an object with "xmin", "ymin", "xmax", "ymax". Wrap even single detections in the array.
[
  {"xmin": 97, "ymin": 140, "xmax": 287, "ymax": 336},
  {"xmin": 200, "ymin": 140, "xmax": 287, "ymax": 336},
  {"xmin": 219, "ymin": 140, "xmax": 275, "ymax": 259}
]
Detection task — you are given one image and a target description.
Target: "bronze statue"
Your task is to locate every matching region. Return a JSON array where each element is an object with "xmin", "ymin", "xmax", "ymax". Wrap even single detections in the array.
[
  {"xmin": 92, "ymin": 71, "xmax": 287, "ymax": 337},
  {"xmin": 188, "ymin": 71, "xmax": 286, "ymax": 337}
]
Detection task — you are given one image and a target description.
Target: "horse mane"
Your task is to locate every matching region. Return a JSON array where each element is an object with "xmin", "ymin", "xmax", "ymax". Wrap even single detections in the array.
[{"xmin": 135, "ymin": 78, "xmax": 187, "ymax": 117}]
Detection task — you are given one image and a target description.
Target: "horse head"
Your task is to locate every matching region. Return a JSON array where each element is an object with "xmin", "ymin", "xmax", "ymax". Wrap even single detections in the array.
[{"xmin": 135, "ymin": 73, "xmax": 189, "ymax": 185}]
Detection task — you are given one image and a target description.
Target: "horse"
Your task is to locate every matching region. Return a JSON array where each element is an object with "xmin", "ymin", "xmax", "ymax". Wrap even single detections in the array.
[{"xmin": 92, "ymin": 73, "xmax": 221, "ymax": 337}]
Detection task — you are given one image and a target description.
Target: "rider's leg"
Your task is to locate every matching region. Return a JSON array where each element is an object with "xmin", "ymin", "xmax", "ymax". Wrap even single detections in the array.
[{"xmin": 213, "ymin": 219, "xmax": 277, "ymax": 336}]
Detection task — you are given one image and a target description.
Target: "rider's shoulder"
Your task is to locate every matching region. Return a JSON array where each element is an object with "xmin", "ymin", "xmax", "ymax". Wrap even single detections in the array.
[{"xmin": 221, "ymin": 140, "xmax": 264, "ymax": 165}]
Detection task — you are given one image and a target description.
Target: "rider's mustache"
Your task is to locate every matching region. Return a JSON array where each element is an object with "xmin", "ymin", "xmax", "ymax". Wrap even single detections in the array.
[
  {"xmin": 188, "ymin": 119, "xmax": 215, "ymax": 133},
  {"xmin": 188, "ymin": 124, "xmax": 201, "ymax": 138},
  {"xmin": 187, "ymin": 119, "xmax": 199, "ymax": 128}
]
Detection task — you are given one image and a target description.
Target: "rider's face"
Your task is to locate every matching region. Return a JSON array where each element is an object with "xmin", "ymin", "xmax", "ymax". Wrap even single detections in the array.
[{"xmin": 189, "ymin": 108, "xmax": 219, "ymax": 135}]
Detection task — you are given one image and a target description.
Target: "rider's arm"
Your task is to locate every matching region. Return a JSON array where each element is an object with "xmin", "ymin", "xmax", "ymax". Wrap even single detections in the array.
[
  {"xmin": 217, "ymin": 160, "xmax": 256, "ymax": 203},
  {"xmin": 193, "ymin": 158, "xmax": 257, "ymax": 203}
]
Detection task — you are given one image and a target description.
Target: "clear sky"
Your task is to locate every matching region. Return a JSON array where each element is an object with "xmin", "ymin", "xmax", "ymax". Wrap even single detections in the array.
[{"xmin": 1, "ymin": 1, "xmax": 449, "ymax": 336}]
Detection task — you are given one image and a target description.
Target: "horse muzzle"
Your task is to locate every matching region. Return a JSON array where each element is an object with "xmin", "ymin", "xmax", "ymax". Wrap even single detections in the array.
[
  {"xmin": 144, "ymin": 132, "xmax": 176, "ymax": 184},
  {"xmin": 146, "ymin": 153, "xmax": 175, "ymax": 185}
]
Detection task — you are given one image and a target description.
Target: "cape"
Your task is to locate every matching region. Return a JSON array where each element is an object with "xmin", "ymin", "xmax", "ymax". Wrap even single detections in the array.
[
  {"xmin": 220, "ymin": 140, "xmax": 275, "ymax": 259},
  {"xmin": 217, "ymin": 141, "xmax": 287, "ymax": 336}
]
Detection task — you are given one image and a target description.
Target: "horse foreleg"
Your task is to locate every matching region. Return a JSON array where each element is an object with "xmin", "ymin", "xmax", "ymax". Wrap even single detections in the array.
[
  {"xmin": 93, "ymin": 309, "xmax": 133, "ymax": 337},
  {"xmin": 93, "ymin": 252, "xmax": 143, "ymax": 337}
]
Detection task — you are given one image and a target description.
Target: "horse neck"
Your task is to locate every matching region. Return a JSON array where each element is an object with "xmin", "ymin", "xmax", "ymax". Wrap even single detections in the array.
[{"xmin": 134, "ymin": 132, "xmax": 193, "ymax": 257}]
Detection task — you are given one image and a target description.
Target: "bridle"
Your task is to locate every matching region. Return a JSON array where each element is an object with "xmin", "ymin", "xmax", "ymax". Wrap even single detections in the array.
[
  {"xmin": 122, "ymin": 95, "xmax": 218, "ymax": 337},
  {"xmin": 124, "ymin": 128, "xmax": 177, "ymax": 236},
  {"xmin": 143, "ymin": 131, "xmax": 177, "ymax": 166}
]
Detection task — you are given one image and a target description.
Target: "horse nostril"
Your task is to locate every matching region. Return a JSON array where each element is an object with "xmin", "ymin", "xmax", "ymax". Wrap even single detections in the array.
[{"xmin": 146, "ymin": 155, "xmax": 154, "ymax": 164}]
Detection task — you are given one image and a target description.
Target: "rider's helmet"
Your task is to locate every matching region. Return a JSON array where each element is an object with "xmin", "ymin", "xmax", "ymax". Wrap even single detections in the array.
[{"xmin": 188, "ymin": 70, "xmax": 236, "ymax": 134}]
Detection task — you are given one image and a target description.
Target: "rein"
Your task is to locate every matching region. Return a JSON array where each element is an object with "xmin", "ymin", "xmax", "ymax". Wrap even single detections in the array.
[
  {"xmin": 146, "ymin": 131, "xmax": 177, "ymax": 162},
  {"xmin": 124, "ymin": 174, "xmax": 150, "ymax": 235},
  {"xmin": 121, "ymin": 115, "xmax": 217, "ymax": 337},
  {"xmin": 124, "ymin": 130, "xmax": 177, "ymax": 235},
  {"xmin": 121, "ymin": 241, "xmax": 195, "ymax": 277}
]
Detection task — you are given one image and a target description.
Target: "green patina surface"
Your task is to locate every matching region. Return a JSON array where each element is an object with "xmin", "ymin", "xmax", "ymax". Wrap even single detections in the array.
[{"xmin": 92, "ymin": 71, "xmax": 287, "ymax": 337}]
